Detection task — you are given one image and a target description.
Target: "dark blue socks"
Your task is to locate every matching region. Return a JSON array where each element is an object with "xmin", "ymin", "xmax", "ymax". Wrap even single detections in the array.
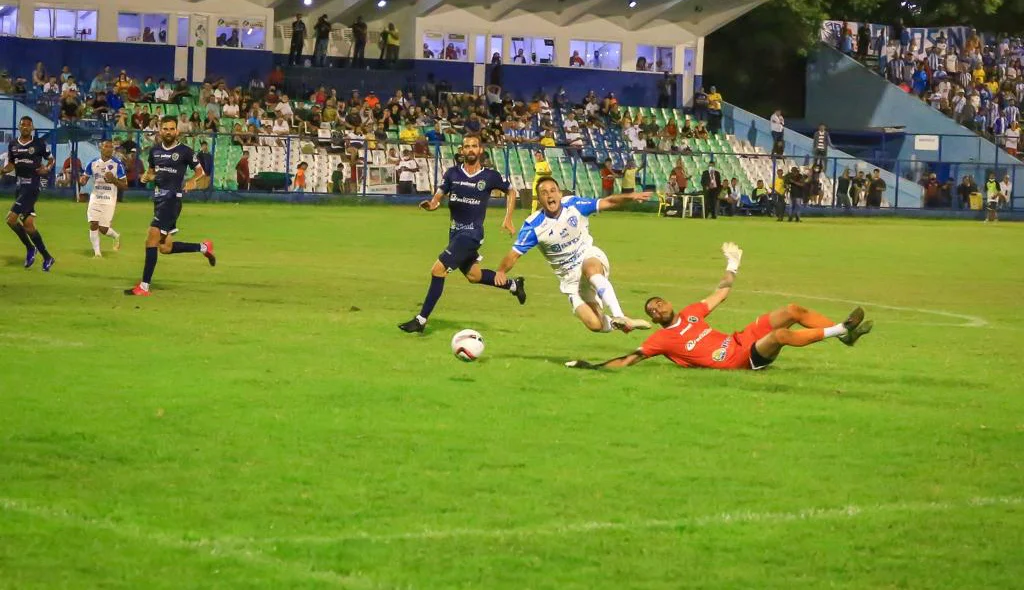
[
  {"xmin": 479, "ymin": 269, "xmax": 512, "ymax": 290},
  {"xmin": 142, "ymin": 246, "xmax": 158, "ymax": 283},
  {"xmin": 418, "ymin": 276, "xmax": 445, "ymax": 320},
  {"xmin": 170, "ymin": 242, "xmax": 202, "ymax": 254}
]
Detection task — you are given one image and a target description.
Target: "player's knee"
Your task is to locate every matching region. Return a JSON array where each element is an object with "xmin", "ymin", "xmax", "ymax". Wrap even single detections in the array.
[
  {"xmin": 158, "ymin": 243, "xmax": 173, "ymax": 254},
  {"xmin": 786, "ymin": 303, "xmax": 806, "ymax": 318},
  {"xmin": 99, "ymin": 226, "xmax": 108, "ymax": 233}
]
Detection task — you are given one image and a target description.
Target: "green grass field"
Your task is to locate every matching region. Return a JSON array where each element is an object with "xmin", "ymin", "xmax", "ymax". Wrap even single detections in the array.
[{"xmin": 1, "ymin": 200, "xmax": 1023, "ymax": 589}]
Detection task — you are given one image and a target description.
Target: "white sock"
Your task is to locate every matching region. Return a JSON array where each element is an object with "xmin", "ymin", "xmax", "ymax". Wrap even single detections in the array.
[
  {"xmin": 89, "ymin": 230, "xmax": 101, "ymax": 254},
  {"xmin": 415, "ymin": 315, "xmax": 427, "ymax": 325},
  {"xmin": 508, "ymin": 280, "xmax": 517, "ymax": 292},
  {"xmin": 104, "ymin": 228, "xmax": 119, "ymax": 239},
  {"xmin": 140, "ymin": 281, "xmax": 150, "ymax": 291},
  {"xmin": 824, "ymin": 324, "xmax": 847, "ymax": 338},
  {"xmin": 589, "ymin": 274, "xmax": 625, "ymax": 318},
  {"xmin": 600, "ymin": 315, "xmax": 614, "ymax": 333},
  {"xmin": 200, "ymin": 242, "xmax": 208, "ymax": 254}
]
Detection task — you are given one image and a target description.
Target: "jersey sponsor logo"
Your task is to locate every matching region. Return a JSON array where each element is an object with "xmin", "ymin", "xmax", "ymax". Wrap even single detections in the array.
[
  {"xmin": 685, "ymin": 327, "xmax": 713, "ymax": 351},
  {"xmin": 547, "ymin": 235, "xmax": 582, "ymax": 254},
  {"xmin": 450, "ymin": 195, "xmax": 482, "ymax": 205},
  {"xmin": 688, "ymin": 315, "xmax": 699, "ymax": 323},
  {"xmin": 711, "ymin": 337, "xmax": 731, "ymax": 362},
  {"xmin": 559, "ymin": 228, "xmax": 570, "ymax": 238}
]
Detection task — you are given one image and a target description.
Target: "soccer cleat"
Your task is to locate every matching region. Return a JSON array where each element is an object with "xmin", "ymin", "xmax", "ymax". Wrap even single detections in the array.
[
  {"xmin": 24, "ymin": 247, "xmax": 36, "ymax": 269},
  {"xmin": 93, "ymin": 253, "xmax": 103, "ymax": 258},
  {"xmin": 202, "ymin": 240, "xmax": 216, "ymax": 267},
  {"xmin": 838, "ymin": 307, "xmax": 866, "ymax": 346},
  {"xmin": 565, "ymin": 360, "xmax": 598, "ymax": 370},
  {"xmin": 112, "ymin": 235, "xmax": 121, "ymax": 251},
  {"xmin": 512, "ymin": 277, "xmax": 527, "ymax": 305},
  {"xmin": 611, "ymin": 316, "xmax": 652, "ymax": 333},
  {"xmin": 398, "ymin": 317, "xmax": 425, "ymax": 333},
  {"xmin": 42, "ymin": 257, "xmax": 56, "ymax": 272},
  {"xmin": 124, "ymin": 283, "xmax": 151, "ymax": 297},
  {"xmin": 839, "ymin": 319, "xmax": 873, "ymax": 347}
]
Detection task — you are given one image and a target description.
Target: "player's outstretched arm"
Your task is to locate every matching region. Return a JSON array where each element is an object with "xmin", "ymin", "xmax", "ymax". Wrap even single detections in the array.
[
  {"xmin": 501, "ymin": 187, "xmax": 519, "ymax": 234},
  {"xmin": 566, "ymin": 351, "xmax": 648, "ymax": 370},
  {"xmin": 420, "ymin": 189, "xmax": 445, "ymax": 211},
  {"xmin": 598, "ymin": 191, "xmax": 653, "ymax": 211},
  {"xmin": 494, "ymin": 249, "xmax": 522, "ymax": 287},
  {"xmin": 702, "ymin": 242, "xmax": 743, "ymax": 313}
]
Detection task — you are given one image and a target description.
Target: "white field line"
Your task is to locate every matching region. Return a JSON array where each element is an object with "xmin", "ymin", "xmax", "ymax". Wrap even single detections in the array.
[
  {"xmin": 0, "ymin": 498, "xmax": 376, "ymax": 588},
  {"xmin": 260, "ymin": 496, "xmax": 1024, "ymax": 545},
  {"xmin": 0, "ymin": 332, "xmax": 86, "ymax": 348}
]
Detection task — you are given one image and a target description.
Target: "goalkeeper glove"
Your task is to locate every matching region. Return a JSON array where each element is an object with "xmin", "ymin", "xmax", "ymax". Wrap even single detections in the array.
[{"xmin": 722, "ymin": 241, "xmax": 743, "ymax": 274}]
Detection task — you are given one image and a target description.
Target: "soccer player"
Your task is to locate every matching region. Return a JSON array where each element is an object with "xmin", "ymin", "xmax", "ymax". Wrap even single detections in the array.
[
  {"xmin": 2, "ymin": 116, "xmax": 56, "ymax": 270},
  {"xmin": 124, "ymin": 115, "xmax": 216, "ymax": 296},
  {"xmin": 79, "ymin": 139, "xmax": 125, "ymax": 257},
  {"xmin": 565, "ymin": 242, "xmax": 873, "ymax": 371},
  {"xmin": 494, "ymin": 176, "xmax": 653, "ymax": 333},
  {"xmin": 398, "ymin": 134, "xmax": 525, "ymax": 333}
]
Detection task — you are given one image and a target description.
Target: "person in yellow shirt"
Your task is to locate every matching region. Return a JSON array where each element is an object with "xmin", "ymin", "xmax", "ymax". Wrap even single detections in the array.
[
  {"xmin": 531, "ymin": 150, "xmax": 553, "ymax": 212},
  {"xmin": 620, "ymin": 157, "xmax": 644, "ymax": 193},
  {"xmin": 539, "ymin": 131, "xmax": 556, "ymax": 148},
  {"xmin": 986, "ymin": 79, "xmax": 999, "ymax": 95},
  {"xmin": 972, "ymin": 66, "xmax": 986, "ymax": 85},
  {"xmin": 385, "ymin": 23, "xmax": 400, "ymax": 65},
  {"xmin": 399, "ymin": 125, "xmax": 420, "ymax": 144}
]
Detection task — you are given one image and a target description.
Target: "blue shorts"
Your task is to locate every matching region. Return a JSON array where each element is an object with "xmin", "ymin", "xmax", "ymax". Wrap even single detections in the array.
[
  {"xmin": 10, "ymin": 184, "xmax": 40, "ymax": 220},
  {"xmin": 438, "ymin": 233, "xmax": 482, "ymax": 274},
  {"xmin": 151, "ymin": 198, "xmax": 183, "ymax": 235}
]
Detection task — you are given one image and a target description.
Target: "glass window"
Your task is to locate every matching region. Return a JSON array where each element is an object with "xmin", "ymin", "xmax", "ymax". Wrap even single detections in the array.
[
  {"xmin": 176, "ymin": 16, "xmax": 189, "ymax": 47},
  {"xmin": 34, "ymin": 8, "xmax": 96, "ymax": 40},
  {"xmin": 118, "ymin": 13, "xmax": 169, "ymax": 43},
  {"xmin": 240, "ymin": 19, "xmax": 265, "ymax": 49},
  {"xmin": 215, "ymin": 18, "xmax": 239, "ymax": 47},
  {"xmin": 443, "ymin": 33, "xmax": 467, "ymax": 61},
  {"xmin": 214, "ymin": 17, "xmax": 264, "ymax": 49},
  {"xmin": 142, "ymin": 13, "xmax": 168, "ymax": 43},
  {"xmin": 638, "ymin": 45, "xmax": 673, "ymax": 72},
  {"xmin": 0, "ymin": 6, "xmax": 18, "ymax": 36},
  {"xmin": 422, "ymin": 31, "xmax": 442, "ymax": 59},
  {"xmin": 117, "ymin": 12, "xmax": 141, "ymax": 41},
  {"xmin": 570, "ymin": 40, "xmax": 620, "ymax": 70},
  {"xmin": 655, "ymin": 46, "xmax": 674, "ymax": 72},
  {"xmin": 508, "ymin": 36, "xmax": 553, "ymax": 65},
  {"xmin": 474, "ymin": 34, "xmax": 486, "ymax": 64},
  {"xmin": 488, "ymin": 35, "xmax": 502, "ymax": 65}
]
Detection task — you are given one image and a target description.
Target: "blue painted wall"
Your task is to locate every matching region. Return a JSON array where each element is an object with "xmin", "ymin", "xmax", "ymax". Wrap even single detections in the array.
[{"xmin": 206, "ymin": 48, "xmax": 275, "ymax": 87}]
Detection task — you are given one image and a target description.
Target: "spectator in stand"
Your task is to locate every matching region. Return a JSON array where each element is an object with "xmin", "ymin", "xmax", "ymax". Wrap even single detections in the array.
[
  {"xmin": 396, "ymin": 149, "xmax": 419, "ymax": 194},
  {"xmin": 235, "ymin": 151, "xmax": 251, "ymax": 191},
  {"xmin": 836, "ymin": 168, "xmax": 853, "ymax": 211},
  {"xmin": 154, "ymin": 80, "xmax": 172, "ymax": 103},
  {"xmin": 857, "ymin": 24, "xmax": 871, "ymax": 59},
  {"xmin": 706, "ymin": 86, "xmax": 723, "ymax": 134},
  {"xmin": 330, "ymin": 162, "xmax": 345, "ymax": 193},
  {"xmin": 600, "ymin": 158, "xmax": 618, "ymax": 197},
  {"xmin": 314, "ymin": 15, "xmax": 332, "ymax": 67},
  {"xmin": 693, "ymin": 121, "xmax": 709, "ymax": 139},
  {"xmin": 701, "ymin": 160, "xmax": 723, "ymax": 219},
  {"xmin": 693, "ymin": 86, "xmax": 708, "ymax": 122},
  {"xmin": 785, "ymin": 166, "xmax": 805, "ymax": 222},
  {"xmin": 812, "ymin": 124, "xmax": 831, "ymax": 170},
  {"xmin": 293, "ymin": 162, "xmax": 308, "ymax": 193},
  {"xmin": 383, "ymin": 23, "xmax": 400, "ymax": 66},
  {"xmin": 124, "ymin": 149, "xmax": 142, "ymax": 189},
  {"xmin": 621, "ymin": 158, "xmax": 642, "ymax": 194},
  {"xmin": 770, "ymin": 109, "xmax": 785, "ymax": 152},
  {"xmin": 444, "ymin": 43, "xmax": 459, "ymax": 60},
  {"xmin": 423, "ymin": 43, "xmax": 435, "ymax": 59},
  {"xmin": 140, "ymin": 76, "xmax": 157, "ymax": 101},
  {"xmin": 570, "ymin": 51, "xmax": 585, "ymax": 67},
  {"xmin": 89, "ymin": 70, "xmax": 108, "ymax": 95},
  {"xmin": 60, "ymin": 88, "xmax": 80, "ymax": 121},
  {"xmin": 170, "ymin": 79, "xmax": 191, "ymax": 103},
  {"xmin": 32, "ymin": 62, "xmax": 46, "ymax": 89},
  {"xmin": 1005, "ymin": 120, "xmax": 1021, "ymax": 156},
  {"xmin": 955, "ymin": 175, "xmax": 976, "ymax": 209},
  {"xmin": 867, "ymin": 168, "xmax": 886, "ymax": 207},
  {"xmin": 922, "ymin": 172, "xmax": 942, "ymax": 208},
  {"xmin": 657, "ymin": 73, "xmax": 674, "ymax": 108},
  {"xmin": 290, "ymin": 15, "xmax": 307, "ymax": 66},
  {"xmin": 351, "ymin": 16, "xmax": 368, "ymax": 68},
  {"xmin": 839, "ymin": 25, "xmax": 854, "ymax": 56},
  {"xmin": 57, "ymin": 155, "xmax": 82, "ymax": 190},
  {"xmin": 669, "ymin": 159, "xmax": 688, "ymax": 196},
  {"xmin": 852, "ymin": 170, "xmax": 867, "ymax": 207},
  {"xmin": 60, "ymin": 75, "xmax": 78, "ymax": 95},
  {"xmin": 90, "ymin": 91, "xmax": 110, "ymax": 119}
]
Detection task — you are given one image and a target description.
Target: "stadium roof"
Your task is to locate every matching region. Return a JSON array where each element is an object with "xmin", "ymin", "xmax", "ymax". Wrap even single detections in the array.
[{"xmin": 264, "ymin": 0, "xmax": 767, "ymax": 35}]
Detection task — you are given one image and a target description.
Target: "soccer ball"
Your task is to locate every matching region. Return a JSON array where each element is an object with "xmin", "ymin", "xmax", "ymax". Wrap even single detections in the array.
[{"xmin": 451, "ymin": 329, "xmax": 485, "ymax": 362}]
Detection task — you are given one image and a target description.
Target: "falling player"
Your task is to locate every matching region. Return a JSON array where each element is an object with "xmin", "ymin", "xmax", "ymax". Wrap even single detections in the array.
[
  {"xmin": 566, "ymin": 242, "xmax": 873, "ymax": 371},
  {"xmin": 398, "ymin": 134, "xmax": 525, "ymax": 333},
  {"xmin": 79, "ymin": 139, "xmax": 125, "ymax": 257},
  {"xmin": 494, "ymin": 176, "xmax": 653, "ymax": 333},
  {"xmin": 1, "ymin": 116, "xmax": 56, "ymax": 270},
  {"xmin": 124, "ymin": 116, "xmax": 216, "ymax": 296}
]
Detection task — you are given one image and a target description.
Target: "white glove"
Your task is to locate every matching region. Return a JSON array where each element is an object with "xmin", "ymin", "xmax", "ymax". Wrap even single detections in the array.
[{"xmin": 722, "ymin": 242, "xmax": 743, "ymax": 274}]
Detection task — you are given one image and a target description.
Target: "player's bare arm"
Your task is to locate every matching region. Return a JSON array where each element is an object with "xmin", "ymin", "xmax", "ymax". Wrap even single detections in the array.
[
  {"xmin": 493, "ymin": 249, "xmax": 522, "ymax": 287},
  {"xmin": 420, "ymin": 189, "xmax": 445, "ymax": 211},
  {"xmin": 501, "ymin": 187, "xmax": 518, "ymax": 234},
  {"xmin": 183, "ymin": 165, "xmax": 208, "ymax": 192},
  {"xmin": 566, "ymin": 351, "xmax": 648, "ymax": 370},
  {"xmin": 703, "ymin": 242, "xmax": 743, "ymax": 314},
  {"xmin": 0, "ymin": 161, "xmax": 13, "ymax": 175},
  {"xmin": 598, "ymin": 191, "xmax": 653, "ymax": 211},
  {"xmin": 141, "ymin": 168, "xmax": 156, "ymax": 183},
  {"xmin": 37, "ymin": 155, "xmax": 54, "ymax": 176}
]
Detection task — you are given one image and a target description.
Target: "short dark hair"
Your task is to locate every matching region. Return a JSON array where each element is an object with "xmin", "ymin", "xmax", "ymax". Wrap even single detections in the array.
[
  {"xmin": 20, "ymin": 115, "xmax": 32, "ymax": 123},
  {"xmin": 535, "ymin": 176, "xmax": 559, "ymax": 190},
  {"xmin": 200, "ymin": 140, "xmax": 209, "ymax": 147},
  {"xmin": 160, "ymin": 115, "xmax": 177, "ymax": 125},
  {"xmin": 644, "ymin": 296, "xmax": 663, "ymax": 309}
]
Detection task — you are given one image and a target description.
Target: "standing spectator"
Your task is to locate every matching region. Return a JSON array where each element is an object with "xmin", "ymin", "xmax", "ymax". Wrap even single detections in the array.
[
  {"xmin": 396, "ymin": 149, "xmax": 419, "ymax": 194},
  {"xmin": 1004, "ymin": 120, "xmax": 1020, "ymax": 155},
  {"xmin": 770, "ymin": 109, "xmax": 785, "ymax": 152},
  {"xmin": 350, "ymin": 16, "xmax": 368, "ymax": 68},
  {"xmin": 812, "ymin": 124, "xmax": 831, "ymax": 170},
  {"xmin": 292, "ymin": 161, "xmax": 308, "ymax": 193},
  {"xmin": 700, "ymin": 160, "xmax": 723, "ymax": 219},
  {"xmin": 839, "ymin": 25, "xmax": 854, "ymax": 56},
  {"xmin": 289, "ymin": 15, "xmax": 307, "ymax": 66},
  {"xmin": 867, "ymin": 168, "xmax": 886, "ymax": 207},
  {"xmin": 313, "ymin": 15, "xmax": 332, "ymax": 67},
  {"xmin": 851, "ymin": 170, "xmax": 867, "ymax": 207},
  {"xmin": 236, "ymin": 150, "xmax": 251, "ymax": 190},
  {"xmin": 668, "ymin": 159, "xmax": 688, "ymax": 195},
  {"xmin": 692, "ymin": 86, "xmax": 708, "ymax": 122},
  {"xmin": 836, "ymin": 168, "xmax": 853, "ymax": 211},
  {"xmin": 786, "ymin": 166, "xmax": 805, "ymax": 222},
  {"xmin": 600, "ymin": 158, "xmax": 617, "ymax": 197},
  {"xmin": 657, "ymin": 73, "xmax": 673, "ymax": 109},
  {"xmin": 857, "ymin": 24, "xmax": 871, "ymax": 59},
  {"xmin": 124, "ymin": 149, "xmax": 142, "ymax": 190},
  {"xmin": 956, "ymin": 175, "xmax": 978, "ymax": 209},
  {"xmin": 1000, "ymin": 173, "xmax": 1012, "ymax": 204},
  {"xmin": 330, "ymin": 162, "xmax": 345, "ymax": 193},
  {"xmin": 621, "ymin": 158, "xmax": 642, "ymax": 194},
  {"xmin": 922, "ymin": 172, "xmax": 942, "ymax": 208},
  {"xmin": 706, "ymin": 86, "xmax": 723, "ymax": 134}
]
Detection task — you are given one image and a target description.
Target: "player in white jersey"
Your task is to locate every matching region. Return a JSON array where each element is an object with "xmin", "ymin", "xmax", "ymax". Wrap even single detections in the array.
[
  {"xmin": 79, "ymin": 139, "xmax": 125, "ymax": 257},
  {"xmin": 495, "ymin": 176, "xmax": 653, "ymax": 333}
]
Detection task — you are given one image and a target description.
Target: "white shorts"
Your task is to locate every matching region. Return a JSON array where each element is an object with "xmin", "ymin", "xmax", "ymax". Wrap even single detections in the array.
[
  {"xmin": 557, "ymin": 245, "xmax": 611, "ymax": 312},
  {"xmin": 86, "ymin": 197, "xmax": 116, "ymax": 226}
]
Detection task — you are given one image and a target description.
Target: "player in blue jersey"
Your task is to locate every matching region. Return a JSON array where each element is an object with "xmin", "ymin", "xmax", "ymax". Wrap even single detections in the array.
[
  {"xmin": 80, "ymin": 139, "xmax": 126, "ymax": 257},
  {"xmin": 124, "ymin": 116, "xmax": 216, "ymax": 296},
  {"xmin": 398, "ymin": 134, "xmax": 525, "ymax": 333},
  {"xmin": 1, "ymin": 116, "xmax": 56, "ymax": 270},
  {"xmin": 495, "ymin": 176, "xmax": 653, "ymax": 333}
]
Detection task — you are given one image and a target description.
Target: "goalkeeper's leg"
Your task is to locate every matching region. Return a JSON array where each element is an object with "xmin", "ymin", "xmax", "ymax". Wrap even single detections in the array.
[{"xmin": 767, "ymin": 303, "xmax": 837, "ymax": 329}]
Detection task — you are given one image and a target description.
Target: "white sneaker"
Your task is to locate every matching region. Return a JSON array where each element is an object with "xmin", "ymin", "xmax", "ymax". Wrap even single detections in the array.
[{"xmin": 611, "ymin": 317, "xmax": 652, "ymax": 333}]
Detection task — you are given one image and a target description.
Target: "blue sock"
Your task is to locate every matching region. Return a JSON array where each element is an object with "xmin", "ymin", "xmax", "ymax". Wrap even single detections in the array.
[
  {"xmin": 27, "ymin": 230, "xmax": 50, "ymax": 259},
  {"xmin": 479, "ymin": 269, "xmax": 512, "ymax": 290},
  {"xmin": 418, "ymin": 276, "xmax": 445, "ymax": 320},
  {"xmin": 10, "ymin": 224, "xmax": 33, "ymax": 250},
  {"xmin": 170, "ymin": 242, "xmax": 202, "ymax": 254},
  {"xmin": 142, "ymin": 246, "xmax": 158, "ymax": 283}
]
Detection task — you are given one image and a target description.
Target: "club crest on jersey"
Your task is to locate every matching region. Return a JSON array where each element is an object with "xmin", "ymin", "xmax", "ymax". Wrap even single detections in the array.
[
  {"xmin": 568, "ymin": 216, "xmax": 578, "ymax": 227},
  {"xmin": 712, "ymin": 348, "xmax": 727, "ymax": 362},
  {"xmin": 476, "ymin": 180, "xmax": 487, "ymax": 191},
  {"xmin": 688, "ymin": 315, "xmax": 699, "ymax": 323},
  {"xmin": 171, "ymin": 153, "xmax": 180, "ymax": 161},
  {"xmin": 27, "ymin": 147, "xmax": 35, "ymax": 154}
]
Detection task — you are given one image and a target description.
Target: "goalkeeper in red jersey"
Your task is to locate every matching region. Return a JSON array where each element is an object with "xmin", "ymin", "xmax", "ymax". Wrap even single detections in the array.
[{"xmin": 565, "ymin": 242, "xmax": 873, "ymax": 371}]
